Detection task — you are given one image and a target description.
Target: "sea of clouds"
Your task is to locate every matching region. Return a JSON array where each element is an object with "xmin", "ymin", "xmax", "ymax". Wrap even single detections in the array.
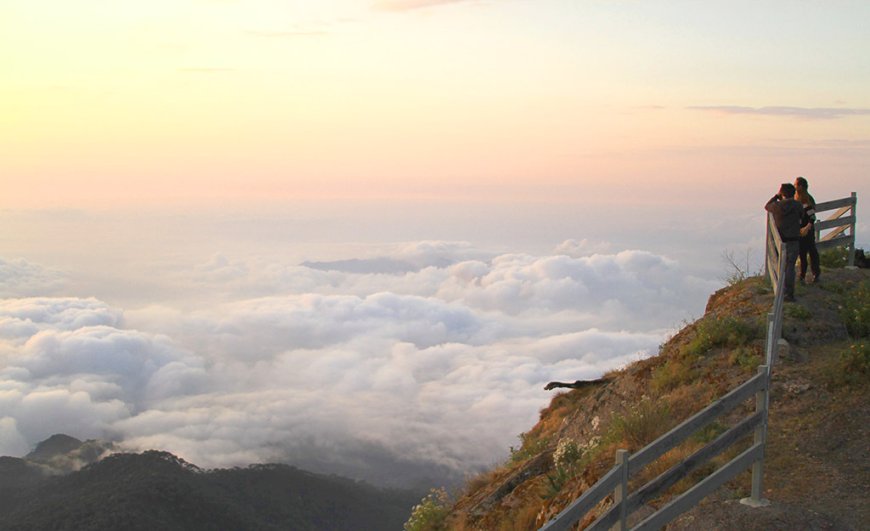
[{"xmin": 0, "ymin": 240, "xmax": 721, "ymax": 488}]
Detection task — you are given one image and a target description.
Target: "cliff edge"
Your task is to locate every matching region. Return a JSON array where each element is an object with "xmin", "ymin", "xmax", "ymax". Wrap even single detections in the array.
[{"xmin": 434, "ymin": 267, "xmax": 868, "ymax": 530}]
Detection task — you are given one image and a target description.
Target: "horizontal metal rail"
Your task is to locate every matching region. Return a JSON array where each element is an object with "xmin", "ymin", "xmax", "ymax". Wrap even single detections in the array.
[
  {"xmin": 587, "ymin": 411, "xmax": 764, "ymax": 530},
  {"xmin": 628, "ymin": 371, "xmax": 765, "ymax": 474},
  {"xmin": 539, "ymin": 192, "xmax": 858, "ymax": 530},
  {"xmin": 632, "ymin": 443, "xmax": 764, "ymax": 531},
  {"xmin": 814, "ymin": 196, "xmax": 855, "ymax": 211},
  {"xmin": 537, "ymin": 371, "xmax": 767, "ymax": 531},
  {"xmin": 539, "ymin": 463, "xmax": 624, "ymax": 531}
]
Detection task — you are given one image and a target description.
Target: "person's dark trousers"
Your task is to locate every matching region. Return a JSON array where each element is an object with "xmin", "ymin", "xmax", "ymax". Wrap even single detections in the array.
[
  {"xmin": 798, "ymin": 235, "xmax": 821, "ymax": 280},
  {"xmin": 784, "ymin": 240, "xmax": 799, "ymax": 299}
]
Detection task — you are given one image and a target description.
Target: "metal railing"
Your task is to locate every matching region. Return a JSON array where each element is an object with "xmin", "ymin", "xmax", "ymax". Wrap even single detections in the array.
[
  {"xmin": 813, "ymin": 192, "xmax": 858, "ymax": 266},
  {"xmin": 763, "ymin": 193, "xmax": 858, "ymax": 276},
  {"xmin": 539, "ymin": 192, "xmax": 859, "ymax": 530},
  {"xmin": 538, "ymin": 366, "xmax": 771, "ymax": 531},
  {"xmin": 539, "ymin": 211, "xmax": 802, "ymax": 530}
]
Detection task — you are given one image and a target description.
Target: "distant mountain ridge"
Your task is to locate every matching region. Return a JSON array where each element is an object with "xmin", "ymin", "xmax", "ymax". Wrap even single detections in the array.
[{"xmin": 0, "ymin": 435, "xmax": 418, "ymax": 531}]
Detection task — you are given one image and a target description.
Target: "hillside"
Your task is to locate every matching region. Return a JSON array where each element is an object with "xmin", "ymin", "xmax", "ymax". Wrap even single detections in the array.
[
  {"xmin": 0, "ymin": 443, "xmax": 418, "ymax": 530},
  {"xmin": 418, "ymin": 266, "xmax": 869, "ymax": 530}
]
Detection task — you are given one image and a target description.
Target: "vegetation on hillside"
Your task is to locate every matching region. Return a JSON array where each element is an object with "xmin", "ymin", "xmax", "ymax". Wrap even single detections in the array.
[
  {"xmin": 0, "ymin": 450, "xmax": 419, "ymax": 531},
  {"xmin": 409, "ymin": 262, "xmax": 869, "ymax": 530}
]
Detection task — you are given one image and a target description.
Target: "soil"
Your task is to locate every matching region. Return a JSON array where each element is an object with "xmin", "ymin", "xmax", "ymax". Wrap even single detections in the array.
[
  {"xmin": 669, "ymin": 268, "xmax": 869, "ymax": 531},
  {"xmin": 445, "ymin": 267, "xmax": 869, "ymax": 531}
]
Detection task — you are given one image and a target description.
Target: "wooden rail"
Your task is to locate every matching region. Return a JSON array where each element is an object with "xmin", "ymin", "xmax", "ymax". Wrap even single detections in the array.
[
  {"xmin": 539, "ymin": 192, "xmax": 858, "ymax": 530},
  {"xmin": 539, "ymin": 368, "xmax": 770, "ymax": 531},
  {"xmin": 813, "ymin": 193, "xmax": 858, "ymax": 266},
  {"xmin": 540, "ymin": 210, "xmax": 807, "ymax": 530},
  {"xmin": 764, "ymin": 212, "xmax": 786, "ymax": 296}
]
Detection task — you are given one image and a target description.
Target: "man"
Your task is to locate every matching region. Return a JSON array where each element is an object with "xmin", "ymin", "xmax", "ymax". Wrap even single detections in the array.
[
  {"xmin": 794, "ymin": 176, "xmax": 821, "ymax": 283},
  {"xmin": 765, "ymin": 183, "xmax": 802, "ymax": 301}
]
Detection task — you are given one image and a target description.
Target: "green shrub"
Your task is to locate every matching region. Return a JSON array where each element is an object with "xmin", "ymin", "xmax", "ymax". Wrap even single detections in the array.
[
  {"xmin": 784, "ymin": 304, "xmax": 812, "ymax": 320},
  {"xmin": 543, "ymin": 438, "xmax": 585, "ymax": 498},
  {"xmin": 841, "ymin": 342, "xmax": 870, "ymax": 375},
  {"xmin": 652, "ymin": 360, "xmax": 696, "ymax": 392},
  {"xmin": 819, "ymin": 246, "xmax": 849, "ymax": 268},
  {"xmin": 509, "ymin": 432, "xmax": 549, "ymax": 464},
  {"xmin": 552, "ymin": 437, "xmax": 583, "ymax": 472},
  {"xmin": 682, "ymin": 316, "xmax": 763, "ymax": 358},
  {"xmin": 840, "ymin": 280, "xmax": 870, "ymax": 338},
  {"xmin": 404, "ymin": 488, "xmax": 450, "ymax": 531},
  {"xmin": 608, "ymin": 397, "xmax": 672, "ymax": 449},
  {"xmin": 823, "ymin": 342, "xmax": 870, "ymax": 389},
  {"xmin": 728, "ymin": 346, "xmax": 760, "ymax": 371}
]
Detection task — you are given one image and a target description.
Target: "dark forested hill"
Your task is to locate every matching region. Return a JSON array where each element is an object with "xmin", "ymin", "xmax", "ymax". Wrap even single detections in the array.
[{"xmin": 0, "ymin": 448, "xmax": 418, "ymax": 531}]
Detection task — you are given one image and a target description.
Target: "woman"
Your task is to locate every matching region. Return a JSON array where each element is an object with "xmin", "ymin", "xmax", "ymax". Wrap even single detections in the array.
[{"xmin": 794, "ymin": 176, "xmax": 821, "ymax": 283}]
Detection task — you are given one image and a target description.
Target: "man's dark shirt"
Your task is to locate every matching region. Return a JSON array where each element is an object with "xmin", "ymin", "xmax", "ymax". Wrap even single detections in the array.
[{"xmin": 765, "ymin": 196, "xmax": 803, "ymax": 241}]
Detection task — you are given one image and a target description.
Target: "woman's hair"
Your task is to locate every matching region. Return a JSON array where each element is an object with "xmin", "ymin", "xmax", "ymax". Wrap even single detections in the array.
[{"xmin": 796, "ymin": 176, "xmax": 808, "ymax": 189}]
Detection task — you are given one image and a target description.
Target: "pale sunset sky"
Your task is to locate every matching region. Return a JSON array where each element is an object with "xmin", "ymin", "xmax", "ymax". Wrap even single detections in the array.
[
  {"xmin": 1, "ymin": 0, "xmax": 868, "ymax": 486},
  {"xmin": 3, "ymin": 0, "xmax": 868, "ymax": 209}
]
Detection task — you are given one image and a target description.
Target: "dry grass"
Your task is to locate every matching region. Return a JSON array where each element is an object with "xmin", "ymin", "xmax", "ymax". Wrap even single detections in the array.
[
  {"xmin": 443, "ymin": 269, "xmax": 870, "ymax": 530},
  {"xmin": 607, "ymin": 397, "xmax": 674, "ymax": 450}
]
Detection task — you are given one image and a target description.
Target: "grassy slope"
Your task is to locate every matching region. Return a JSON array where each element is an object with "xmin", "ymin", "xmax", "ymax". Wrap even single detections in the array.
[{"xmin": 434, "ymin": 267, "xmax": 868, "ymax": 531}]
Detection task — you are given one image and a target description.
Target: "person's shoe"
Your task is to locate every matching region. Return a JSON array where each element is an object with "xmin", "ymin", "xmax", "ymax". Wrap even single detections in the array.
[
  {"xmin": 799, "ymin": 276, "xmax": 806, "ymax": 284},
  {"xmin": 784, "ymin": 294, "xmax": 796, "ymax": 302}
]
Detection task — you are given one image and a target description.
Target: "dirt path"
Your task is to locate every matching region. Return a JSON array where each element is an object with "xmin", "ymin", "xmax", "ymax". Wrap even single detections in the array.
[{"xmin": 670, "ymin": 268, "xmax": 869, "ymax": 531}]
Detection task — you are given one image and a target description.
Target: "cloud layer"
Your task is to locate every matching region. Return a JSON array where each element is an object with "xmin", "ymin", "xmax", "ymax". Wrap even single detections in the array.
[
  {"xmin": 373, "ymin": 0, "xmax": 473, "ymax": 12},
  {"xmin": 0, "ymin": 242, "xmax": 718, "ymax": 487},
  {"xmin": 690, "ymin": 105, "xmax": 870, "ymax": 120},
  {"xmin": 0, "ymin": 258, "xmax": 66, "ymax": 298}
]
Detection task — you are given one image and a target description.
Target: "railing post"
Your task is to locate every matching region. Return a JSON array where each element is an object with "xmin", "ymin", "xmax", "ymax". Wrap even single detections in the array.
[
  {"xmin": 764, "ymin": 312, "xmax": 776, "ymax": 368},
  {"xmin": 612, "ymin": 449, "xmax": 629, "ymax": 531},
  {"xmin": 763, "ymin": 215, "xmax": 771, "ymax": 278},
  {"xmin": 847, "ymin": 192, "xmax": 857, "ymax": 267},
  {"xmin": 741, "ymin": 365, "xmax": 770, "ymax": 508}
]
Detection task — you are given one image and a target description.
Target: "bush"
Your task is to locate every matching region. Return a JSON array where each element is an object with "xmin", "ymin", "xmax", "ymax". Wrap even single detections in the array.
[
  {"xmin": 841, "ymin": 342, "xmax": 870, "ymax": 374},
  {"xmin": 652, "ymin": 360, "xmax": 696, "ymax": 393},
  {"xmin": 553, "ymin": 438, "xmax": 583, "ymax": 472},
  {"xmin": 404, "ymin": 488, "xmax": 451, "ymax": 531},
  {"xmin": 728, "ymin": 346, "xmax": 761, "ymax": 371},
  {"xmin": 823, "ymin": 342, "xmax": 870, "ymax": 389},
  {"xmin": 608, "ymin": 397, "xmax": 672, "ymax": 449},
  {"xmin": 784, "ymin": 304, "xmax": 812, "ymax": 320},
  {"xmin": 544, "ymin": 438, "xmax": 584, "ymax": 498},
  {"xmin": 819, "ymin": 247, "xmax": 849, "ymax": 268},
  {"xmin": 681, "ymin": 316, "xmax": 763, "ymax": 358},
  {"xmin": 840, "ymin": 280, "xmax": 870, "ymax": 338},
  {"xmin": 509, "ymin": 432, "xmax": 550, "ymax": 464}
]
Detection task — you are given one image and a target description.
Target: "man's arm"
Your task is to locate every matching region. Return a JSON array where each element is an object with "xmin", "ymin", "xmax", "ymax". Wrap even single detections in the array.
[{"xmin": 765, "ymin": 194, "xmax": 780, "ymax": 213}]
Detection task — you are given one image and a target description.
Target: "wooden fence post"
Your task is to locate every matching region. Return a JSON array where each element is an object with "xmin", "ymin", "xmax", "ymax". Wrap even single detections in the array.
[
  {"xmin": 764, "ymin": 313, "xmax": 775, "ymax": 368},
  {"xmin": 741, "ymin": 365, "xmax": 770, "ymax": 508},
  {"xmin": 763, "ymin": 215, "xmax": 770, "ymax": 278},
  {"xmin": 848, "ymin": 192, "xmax": 857, "ymax": 267},
  {"xmin": 612, "ymin": 449, "xmax": 629, "ymax": 531}
]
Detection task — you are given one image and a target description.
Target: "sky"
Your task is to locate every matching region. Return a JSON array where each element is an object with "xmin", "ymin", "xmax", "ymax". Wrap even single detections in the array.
[{"xmin": 1, "ymin": 0, "xmax": 869, "ymax": 488}]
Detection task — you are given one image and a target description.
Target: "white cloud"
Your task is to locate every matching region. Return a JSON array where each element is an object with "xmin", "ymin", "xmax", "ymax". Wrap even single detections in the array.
[
  {"xmin": 0, "ymin": 242, "xmax": 717, "ymax": 487},
  {"xmin": 0, "ymin": 416, "xmax": 30, "ymax": 456},
  {"xmin": 373, "ymin": 0, "xmax": 472, "ymax": 12},
  {"xmin": 554, "ymin": 238, "xmax": 614, "ymax": 257},
  {"xmin": 0, "ymin": 298, "xmax": 120, "ymax": 341},
  {"xmin": 0, "ymin": 259, "xmax": 66, "ymax": 298}
]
